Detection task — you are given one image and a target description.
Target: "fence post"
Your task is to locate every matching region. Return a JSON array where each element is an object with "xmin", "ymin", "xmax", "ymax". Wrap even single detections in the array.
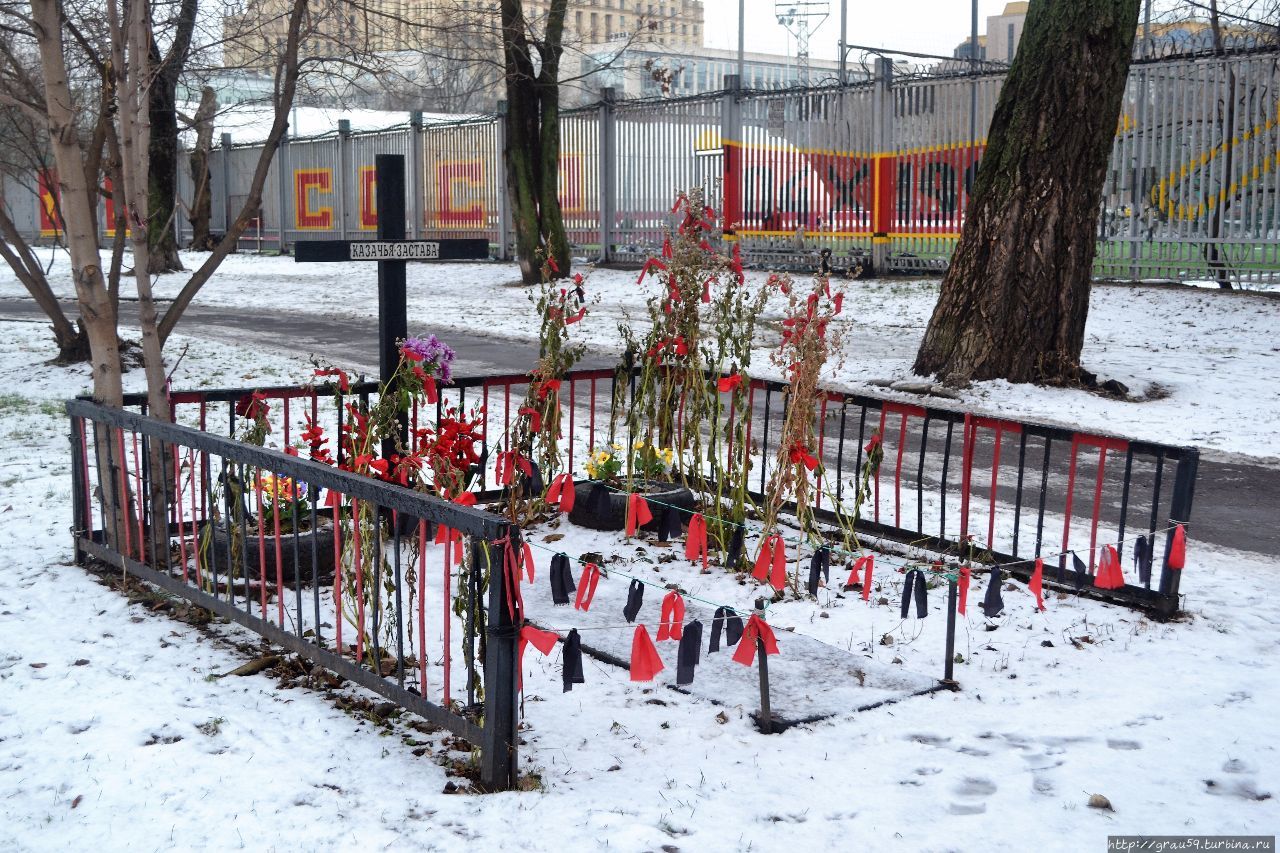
[
  {"xmin": 219, "ymin": 133, "xmax": 232, "ymax": 238},
  {"xmin": 720, "ymin": 75, "xmax": 742, "ymax": 237},
  {"xmin": 870, "ymin": 57, "xmax": 894, "ymax": 275},
  {"xmin": 598, "ymin": 87, "xmax": 617, "ymax": 264},
  {"xmin": 69, "ymin": 416, "xmax": 87, "ymax": 563},
  {"xmin": 337, "ymin": 120, "xmax": 351, "ymax": 240},
  {"xmin": 495, "ymin": 101, "xmax": 511, "ymax": 261},
  {"xmin": 410, "ymin": 111, "xmax": 425, "ymax": 240},
  {"xmin": 942, "ymin": 577, "xmax": 959, "ymax": 688},
  {"xmin": 277, "ymin": 136, "xmax": 289, "ymax": 255},
  {"xmin": 481, "ymin": 533, "xmax": 519, "ymax": 791},
  {"xmin": 1157, "ymin": 448, "xmax": 1198, "ymax": 606}
]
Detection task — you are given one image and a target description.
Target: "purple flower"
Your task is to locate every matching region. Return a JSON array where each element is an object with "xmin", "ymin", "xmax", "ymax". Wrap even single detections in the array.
[{"xmin": 402, "ymin": 334, "xmax": 456, "ymax": 383}]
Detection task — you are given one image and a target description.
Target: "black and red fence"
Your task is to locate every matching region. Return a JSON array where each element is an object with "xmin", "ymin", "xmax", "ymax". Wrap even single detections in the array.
[
  {"xmin": 116, "ymin": 365, "xmax": 1200, "ymax": 617},
  {"xmin": 66, "ymin": 399, "xmax": 522, "ymax": 790}
]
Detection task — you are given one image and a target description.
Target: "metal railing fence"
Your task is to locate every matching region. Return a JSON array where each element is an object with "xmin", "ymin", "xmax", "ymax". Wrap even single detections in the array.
[
  {"xmin": 67, "ymin": 399, "xmax": 521, "ymax": 790},
  {"xmin": 8, "ymin": 47, "xmax": 1277, "ymax": 283},
  {"xmin": 123, "ymin": 366, "xmax": 1198, "ymax": 617}
]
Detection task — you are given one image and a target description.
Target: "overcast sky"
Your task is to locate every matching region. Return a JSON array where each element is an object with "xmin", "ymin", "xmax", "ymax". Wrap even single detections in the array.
[{"xmin": 700, "ymin": 0, "xmax": 1019, "ymax": 62}]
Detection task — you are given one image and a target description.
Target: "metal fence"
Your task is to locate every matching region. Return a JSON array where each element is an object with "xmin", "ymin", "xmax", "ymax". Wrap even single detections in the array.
[
  {"xmin": 10, "ymin": 47, "xmax": 1277, "ymax": 282},
  {"xmin": 136, "ymin": 367, "xmax": 1199, "ymax": 617},
  {"xmin": 67, "ymin": 398, "xmax": 522, "ymax": 790}
]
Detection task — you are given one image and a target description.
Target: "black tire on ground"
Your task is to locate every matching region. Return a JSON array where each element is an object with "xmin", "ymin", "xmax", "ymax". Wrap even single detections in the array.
[{"xmin": 566, "ymin": 480, "xmax": 696, "ymax": 532}]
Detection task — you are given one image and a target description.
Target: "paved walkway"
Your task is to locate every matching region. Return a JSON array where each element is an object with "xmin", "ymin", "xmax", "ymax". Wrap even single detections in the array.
[{"xmin": 2, "ymin": 297, "xmax": 1275, "ymax": 557}]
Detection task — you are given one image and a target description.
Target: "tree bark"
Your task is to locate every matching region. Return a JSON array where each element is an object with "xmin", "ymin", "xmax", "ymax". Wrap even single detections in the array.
[
  {"xmin": 31, "ymin": 0, "xmax": 124, "ymax": 407},
  {"xmin": 0, "ymin": 200, "xmax": 89, "ymax": 361},
  {"xmin": 500, "ymin": 0, "xmax": 569, "ymax": 284},
  {"xmin": 187, "ymin": 86, "xmax": 218, "ymax": 250},
  {"xmin": 156, "ymin": 0, "xmax": 309, "ymax": 345},
  {"xmin": 144, "ymin": 0, "xmax": 196, "ymax": 274},
  {"xmin": 913, "ymin": 0, "xmax": 1141, "ymax": 386}
]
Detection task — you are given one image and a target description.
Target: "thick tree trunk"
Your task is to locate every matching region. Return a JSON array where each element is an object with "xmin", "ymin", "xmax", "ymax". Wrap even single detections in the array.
[
  {"xmin": 32, "ymin": 0, "xmax": 123, "ymax": 406},
  {"xmin": 499, "ymin": 0, "xmax": 569, "ymax": 285},
  {"xmin": 913, "ymin": 0, "xmax": 1141, "ymax": 386},
  {"xmin": 146, "ymin": 75, "xmax": 184, "ymax": 274},
  {"xmin": 187, "ymin": 87, "xmax": 218, "ymax": 250},
  {"xmin": 144, "ymin": 0, "xmax": 196, "ymax": 274}
]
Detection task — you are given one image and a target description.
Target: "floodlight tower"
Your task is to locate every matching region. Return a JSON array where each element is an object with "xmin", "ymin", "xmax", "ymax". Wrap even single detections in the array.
[{"xmin": 775, "ymin": 1, "xmax": 829, "ymax": 87}]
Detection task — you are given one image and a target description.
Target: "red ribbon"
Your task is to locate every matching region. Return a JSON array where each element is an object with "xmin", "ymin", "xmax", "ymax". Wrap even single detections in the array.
[
  {"xmin": 1029, "ymin": 558, "xmax": 1045, "ymax": 611},
  {"xmin": 517, "ymin": 625, "xmax": 559, "ymax": 689},
  {"xmin": 657, "ymin": 591, "xmax": 685, "ymax": 641},
  {"xmin": 732, "ymin": 614, "xmax": 780, "ymax": 667},
  {"xmin": 630, "ymin": 625, "xmax": 664, "ymax": 681},
  {"xmin": 495, "ymin": 451, "xmax": 533, "ymax": 486},
  {"xmin": 434, "ymin": 524, "xmax": 465, "ymax": 566},
  {"xmin": 701, "ymin": 278, "xmax": 712, "ymax": 303},
  {"xmin": 545, "ymin": 473, "xmax": 575, "ymax": 514},
  {"xmin": 684, "ymin": 513, "xmax": 708, "ymax": 570},
  {"xmin": 492, "ymin": 534, "xmax": 526, "ymax": 623},
  {"xmin": 752, "ymin": 535, "xmax": 788, "ymax": 590},
  {"xmin": 717, "ymin": 374, "xmax": 743, "ymax": 393},
  {"xmin": 519, "ymin": 406, "xmax": 542, "ymax": 433},
  {"xmin": 626, "ymin": 493, "xmax": 653, "ymax": 537},
  {"xmin": 1094, "ymin": 544, "xmax": 1126, "ymax": 590},
  {"xmin": 833, "ymin": 292, "xmax": 844, "ymax": 314},
  {"xmin": 1168, "ymin": 524, "xmax": 1186, "ymax": 570},
  {"xmin": 574, "ymin": 562, "xmax": 601, "ymax": 611},
  {"xmin": 958, "ymin": 564, "xmax": 971, "ymax": 614},
  {"xmin": 522, "ymin": 542, "xmax": 536, "ymax": 583}
]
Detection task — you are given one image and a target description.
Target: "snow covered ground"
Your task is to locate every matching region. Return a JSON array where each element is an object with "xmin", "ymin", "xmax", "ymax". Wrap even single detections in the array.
[
  {"xmin": 3, "ymin": 248, "xmax": 1277, "ymax": 466},
  {"xmin": 2, "ymin": 253, "xmax": 1279, "ymax": 850}
]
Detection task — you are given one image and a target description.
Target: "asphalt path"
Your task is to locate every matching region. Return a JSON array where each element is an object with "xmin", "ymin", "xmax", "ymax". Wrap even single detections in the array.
[{"xmin": 3, "ymin": 297, "xmax": 1275, "ymax": 558}]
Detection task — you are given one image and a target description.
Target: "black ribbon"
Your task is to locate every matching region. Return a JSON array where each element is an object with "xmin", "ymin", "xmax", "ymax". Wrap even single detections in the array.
[
  {"xmin": 562, "ymin": 629, "xmax": 584, "ymax": 692},
  {"xmin": 676, "ymin": 620, "xmax": 703, "ymax": 685},
  {"xmin": 725, "ymin": 524, "xmax": 746, "ymax": 572},
  {"xmin": 657, "ymin": 507, "xmax": 683, "ymax": 542},
  {"xmin": 709, "ymin": 606, "xmax": 744, "ymax": 652},
  {"xmin": 981, "ymin": 568, "xmax": 1004, "ymax": 618},
  {"xmin": 1135, "ymin": 535, "xmax": 1153, "ymax": 585},
  {"xmin": 1071, "ymin": 551, "xmax": 1088, "ymax": 591},
  {"xmin": 523, "ymin": 460, "xmax": 545, "ymax": 498},
  {"xmin": 623, "ymin": 578, "xmax": 645, "ymax": 623},
  {"xmin": 901, "ymin": 568, "xmax": 928, "ymax": 618},
  {"xmin": 550, "ymin": 553, "xmax": 576, "ymax": 605},
  {"xmin": 807, "ymin": 546, "xmax": 831, "ymax": 596}
]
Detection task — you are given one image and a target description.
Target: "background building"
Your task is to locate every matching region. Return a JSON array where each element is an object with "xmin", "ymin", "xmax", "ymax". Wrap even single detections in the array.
[
  {"xmin": 222, "ymin": 0, "xmax": 704, "ymax": 69},
  {"xmin": 576, "ymin": 42, "xmax": 851, "ymax": 101}
]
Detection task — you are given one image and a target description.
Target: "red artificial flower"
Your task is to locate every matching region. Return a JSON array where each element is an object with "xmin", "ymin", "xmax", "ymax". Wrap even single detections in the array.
[
  {"xmin": 235, "ymin": 392, "xmax": 270, "ymax": 423},
  {"xmin": 573, "ymin": 272, "xmax": 584, "ymax": 286},
  {"xmin": 864, "ymin": 432, "xmax": 882, "ymax": 455},
  {"xmin": 788, "ymin": 442, "xmax": 819, "ymax": 471}
]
